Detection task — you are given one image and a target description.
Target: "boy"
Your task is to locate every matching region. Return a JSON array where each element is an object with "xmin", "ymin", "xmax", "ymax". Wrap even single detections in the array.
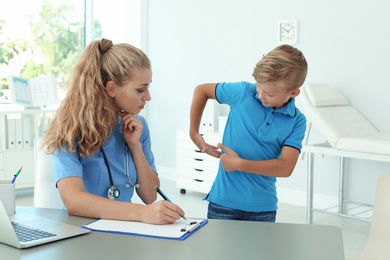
[{"xmin": 189, "ymin": 44, "xmax": 308, "ymax": 222}]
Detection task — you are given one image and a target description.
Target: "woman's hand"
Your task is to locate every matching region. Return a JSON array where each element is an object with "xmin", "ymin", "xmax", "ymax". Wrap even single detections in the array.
[
  {"xmin": 142, "ymin": 200, "xmax": 186, "ymax": 225},
  {"xmin": 121, "ymin": 112, "xmax": 143, "ymax": 146}
]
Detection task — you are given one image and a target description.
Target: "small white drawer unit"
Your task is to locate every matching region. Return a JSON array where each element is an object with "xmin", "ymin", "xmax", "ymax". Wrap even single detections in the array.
[{"xmin": 176, "ymin": 131, "xmax": 221, "ymax": 194}]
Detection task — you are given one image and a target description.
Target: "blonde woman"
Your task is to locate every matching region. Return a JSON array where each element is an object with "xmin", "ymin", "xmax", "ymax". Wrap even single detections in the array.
[{"xmin": 43, "ymin": 38, "xmax": 185, "ymax": 224}]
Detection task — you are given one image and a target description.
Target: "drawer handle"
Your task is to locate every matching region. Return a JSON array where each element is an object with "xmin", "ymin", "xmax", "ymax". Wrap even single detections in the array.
[
  {"xmin": 194, "ymin": 179, "xmax": 204, "ymax": 182},
  {"xmin": 194, "ymin": 150, "xmax": 202, "ymax": 153},
  {"xmin": 194, "ymin": 158, "xmax": 203, "ymax": 161},
  {"xmin": 194, "ymin": 168, "xmax": 203, "ymax": 172}
]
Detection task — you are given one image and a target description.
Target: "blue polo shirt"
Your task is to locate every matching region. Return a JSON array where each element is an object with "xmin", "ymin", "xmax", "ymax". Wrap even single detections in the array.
[
  {"xmin": 205, "ymin": 81, "xmax": 306, "ymax": 212},
  {"xmin": 52, "ymin": 115, "xmax": 157, "ymax": 202}
]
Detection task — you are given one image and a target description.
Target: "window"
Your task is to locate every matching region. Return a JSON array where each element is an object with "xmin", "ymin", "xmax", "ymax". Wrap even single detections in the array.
[
  {"xmin": 0, "ymin": 0, "xmax": 145, "ymax": 104},
  {"xmin": 88, "ymin": 0, "xmax": 145, "ymax": 48},
  {"xmin": 0, "ymin": 0, "xmax": 85, "ymax": 95}
]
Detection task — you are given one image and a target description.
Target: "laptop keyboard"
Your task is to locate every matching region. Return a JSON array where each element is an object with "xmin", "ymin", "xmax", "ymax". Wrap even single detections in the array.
[{"xmin": 12, "ymin": 222, "xmax": 57, "ymax": 242}]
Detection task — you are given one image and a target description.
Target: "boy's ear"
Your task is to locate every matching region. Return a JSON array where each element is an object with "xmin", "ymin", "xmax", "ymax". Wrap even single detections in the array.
[
  {"xmin": 290, "ymin": 88, "xmax": 300, "ymax": 98},
  {"xmin": 105, "ymin": 81, "xmax": 116, "ymax": 97}
]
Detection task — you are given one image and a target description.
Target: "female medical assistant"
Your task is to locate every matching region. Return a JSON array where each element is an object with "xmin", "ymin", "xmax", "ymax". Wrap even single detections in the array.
[{"xmin": 52, "ymin": 115, "xmax": 157, "ymax": 202}]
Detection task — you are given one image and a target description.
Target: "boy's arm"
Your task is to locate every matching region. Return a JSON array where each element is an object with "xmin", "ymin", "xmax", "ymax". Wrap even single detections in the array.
[
  {"xmin": 189, "ymin": 83, "xmax": 221, "ymax": 158},
  {"xmin": 218, "ymin": 143, "xmax": 300, "ymax": 177}
]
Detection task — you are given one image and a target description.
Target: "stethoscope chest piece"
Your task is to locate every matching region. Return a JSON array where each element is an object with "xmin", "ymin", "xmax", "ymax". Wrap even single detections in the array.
[
  {"xmin": 107, "ymin": 186, "xmax": 120, "ymax": 200},
  {"xmin": 102, "ymin": 144, "xmax": 139, "ymax": 200}
]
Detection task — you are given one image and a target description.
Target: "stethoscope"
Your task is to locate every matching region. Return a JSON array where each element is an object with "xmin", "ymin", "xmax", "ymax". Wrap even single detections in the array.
[{"xmin": 101, "ymin": 144, "xmax": 139, "ymax": 200}]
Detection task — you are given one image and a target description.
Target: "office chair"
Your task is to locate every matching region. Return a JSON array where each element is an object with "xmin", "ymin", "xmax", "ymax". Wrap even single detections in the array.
[
  {"xmin": 347, "ymin": 174, "xmax": 390, "ymax": 260},
  {"xmin": 33, "ymin": 137, "xmax": 64, "ymax": 209}
]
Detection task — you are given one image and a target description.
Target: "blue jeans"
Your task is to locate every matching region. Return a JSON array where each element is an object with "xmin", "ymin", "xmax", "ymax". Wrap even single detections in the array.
[{"xmin": 207, "ymin": 202, "xmax": 276, "ymax": 222}]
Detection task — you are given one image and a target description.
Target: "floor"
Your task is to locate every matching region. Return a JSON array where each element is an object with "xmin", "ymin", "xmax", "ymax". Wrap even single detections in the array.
[{"xmin": 15, "ymin": 178, "xmax": 370, "ymax": 258}]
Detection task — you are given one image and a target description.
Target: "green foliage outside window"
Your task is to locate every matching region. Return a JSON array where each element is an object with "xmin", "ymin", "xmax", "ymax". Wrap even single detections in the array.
[{"xmin": 0, "ymin": 0, "xmax": 101, "ymax": 90}]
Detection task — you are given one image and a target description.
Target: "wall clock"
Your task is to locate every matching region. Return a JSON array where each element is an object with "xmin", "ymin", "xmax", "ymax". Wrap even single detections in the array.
[{"xmin": 278, "ymin": 19, "xmax": 298, "ymax": 44}]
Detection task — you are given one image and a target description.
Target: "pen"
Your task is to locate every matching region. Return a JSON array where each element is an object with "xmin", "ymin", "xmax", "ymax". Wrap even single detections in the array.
[
  {"xmin": 11, "ymin": 166, "xmax": 23, "ymax": 184},
  {"xmin": 154, "ymin": 186, "xmax": 187, "ymax": 220}
]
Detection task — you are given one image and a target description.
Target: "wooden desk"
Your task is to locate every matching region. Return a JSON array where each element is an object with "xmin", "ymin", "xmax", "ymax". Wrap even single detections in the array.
[{"xmin": 1, "ymin": 207, "xmax": 345, "ymax": 260}]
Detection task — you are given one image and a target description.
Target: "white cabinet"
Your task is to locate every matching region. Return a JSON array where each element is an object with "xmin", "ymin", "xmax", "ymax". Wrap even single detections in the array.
[
  {"xmin": 176, "ymin": 130, "xmax": 222, "ymax": 194},
  {"xmin": 0, "ymin": 107, "xmax": 56, "ymax": 189}
]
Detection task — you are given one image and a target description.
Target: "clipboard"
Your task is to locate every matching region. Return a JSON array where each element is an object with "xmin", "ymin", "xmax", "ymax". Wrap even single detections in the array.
[{"xmin": 83, "ymin": 218, "xmax": 208, "ymax": 241}]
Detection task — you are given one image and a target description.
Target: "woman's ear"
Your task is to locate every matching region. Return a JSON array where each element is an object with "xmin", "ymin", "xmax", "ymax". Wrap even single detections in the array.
[{"xmin": 105, "ymin": 81, "xmax": 116, "ymax": 97}]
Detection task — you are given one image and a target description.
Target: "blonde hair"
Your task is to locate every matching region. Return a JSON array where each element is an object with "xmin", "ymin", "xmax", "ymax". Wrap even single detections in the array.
[
  {"xmin": 252, "ymin": 44, "xmax": 308, "ymax": 91},
  {"xmin": 42, "ymin": 38, "xmax": 151, "ymax": 157}
]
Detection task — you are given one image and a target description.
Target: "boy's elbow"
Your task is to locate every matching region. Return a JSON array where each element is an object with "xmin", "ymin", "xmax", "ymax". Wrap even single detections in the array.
[
  {"xmin": 278, "ymin": 155, "xmax": 299, "ymax": 178},
  {"xmin": 279, "ymin": 166, "xmax": 295, "ymax": 178},
  {"xmin": 281, "ymin": 171, "xmax": 293, "ymax": 178}
]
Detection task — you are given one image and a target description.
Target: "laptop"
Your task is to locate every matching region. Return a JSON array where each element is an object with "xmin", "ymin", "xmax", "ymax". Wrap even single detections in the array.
[{"xmin": 0, "ymin": 201, "xmax": 90, "ymax": 249}]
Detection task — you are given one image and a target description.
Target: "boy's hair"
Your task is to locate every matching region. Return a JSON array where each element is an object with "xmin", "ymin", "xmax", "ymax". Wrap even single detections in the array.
[{"xmin": 252, "ymin": 44, "xmax": 308, "ymax": 91}]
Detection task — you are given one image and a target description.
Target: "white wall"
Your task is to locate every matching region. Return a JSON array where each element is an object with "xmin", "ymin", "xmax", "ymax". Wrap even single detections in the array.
[{"xmin": 145, "ymin": 0, "xmax": 390, "ymax": 206}]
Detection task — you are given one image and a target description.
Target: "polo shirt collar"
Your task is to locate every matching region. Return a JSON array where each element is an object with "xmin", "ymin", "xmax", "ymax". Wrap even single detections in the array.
[{"xmin": 254, "ymin": 93, "xmax": 297, "ymax": 117}]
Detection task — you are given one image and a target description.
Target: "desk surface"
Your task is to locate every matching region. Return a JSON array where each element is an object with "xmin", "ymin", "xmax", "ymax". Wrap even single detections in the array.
[{"xmin": 2, "ymin": 207, "xmax": 345, "ymax": 260}]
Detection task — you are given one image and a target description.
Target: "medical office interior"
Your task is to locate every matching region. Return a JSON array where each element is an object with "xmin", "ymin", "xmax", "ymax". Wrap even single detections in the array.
[{"xmin": 1, "ymin": 0, "xmax": 389, "ymax": 258}]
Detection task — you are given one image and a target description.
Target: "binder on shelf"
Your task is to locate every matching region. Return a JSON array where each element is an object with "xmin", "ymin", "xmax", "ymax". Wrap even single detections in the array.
[
  {"xmin": 15, "ymin": 118, "xmax": 23, "ymax": 149},
  {"xmin": 6, "ymin": 118, "xmax": 16, "ymax": 149},
  {"xmin": 200, "ymin": 100, "xmax": 218, "ymax": 133},
  {"xmin": 22, "ymin": 116, "xmax": 32, "ymax": 148},
  {"xmin": 199, "ymin": 100, "xmax": 230, "ymax": 134}
]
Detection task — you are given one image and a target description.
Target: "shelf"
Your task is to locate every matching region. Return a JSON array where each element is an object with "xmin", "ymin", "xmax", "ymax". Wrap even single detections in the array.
[
  {"xmin": 312, "ymin": 201, "xmax": 373, "ymax": 222},
  {"xmin": 0, "ymin": 108, "xmax": 56, "ymax": 189}
]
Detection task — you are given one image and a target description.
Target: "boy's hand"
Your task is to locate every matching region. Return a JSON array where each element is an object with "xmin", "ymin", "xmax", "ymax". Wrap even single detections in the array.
[
  {"xmin": 203, "ymin": 143, "xmax": 221, "ymax": 158},
  {"xmin": 191, "ymin": 133, "xmax": 221, "ymax": 158},
  {"xmin": 218, "ymin": 143, "xmax": 240, "ymax": 172}
]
